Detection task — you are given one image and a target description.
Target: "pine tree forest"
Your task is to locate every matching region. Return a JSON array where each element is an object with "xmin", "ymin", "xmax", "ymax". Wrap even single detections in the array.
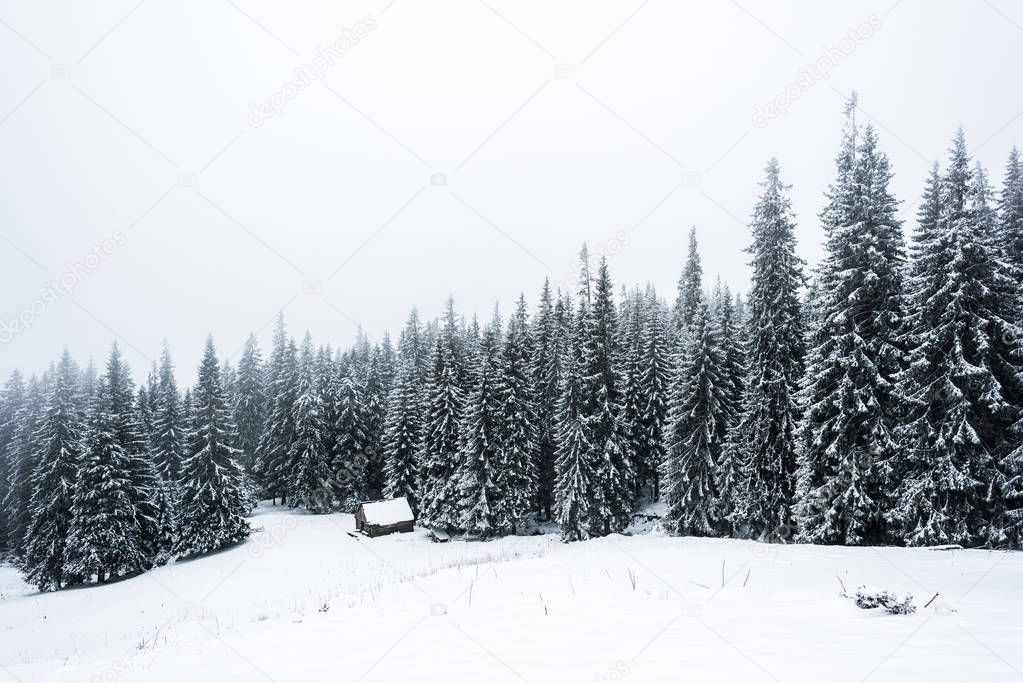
[{"xmin": 3, "ymin": 97, "xmax": 1023, "ymax": 592}]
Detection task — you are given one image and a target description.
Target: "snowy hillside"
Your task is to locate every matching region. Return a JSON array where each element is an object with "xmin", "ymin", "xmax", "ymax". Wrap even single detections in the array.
[{"xmin": 1, "ymin": 505, "xmax": 1020, "ymax": 682}]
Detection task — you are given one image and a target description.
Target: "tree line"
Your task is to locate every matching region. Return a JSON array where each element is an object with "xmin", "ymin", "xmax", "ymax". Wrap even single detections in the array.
[{"xmin": 1, "ymin": 95, "xmax": 1021, "ymax": 592}]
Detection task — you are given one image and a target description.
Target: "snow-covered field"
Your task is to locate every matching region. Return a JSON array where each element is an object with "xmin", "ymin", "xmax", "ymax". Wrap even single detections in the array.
[{"xmin": 1, "ymin": 505, "xmax": 1021, "ymax": 682}]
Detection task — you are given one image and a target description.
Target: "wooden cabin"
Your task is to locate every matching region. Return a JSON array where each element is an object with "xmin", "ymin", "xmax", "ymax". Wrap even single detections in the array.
[{"xmin": 355, "ymin": 497, "xmax": 415, "ymax": 537}]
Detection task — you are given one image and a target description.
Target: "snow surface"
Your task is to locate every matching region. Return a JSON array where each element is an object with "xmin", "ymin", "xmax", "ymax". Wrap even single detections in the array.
[
  {"xmin": 358, "ymin": 497, "xmax": 414, "ymax": 526},
  {"xmin": 1, "ymin": 504, "xmax": 1021, "ymax": 682}
]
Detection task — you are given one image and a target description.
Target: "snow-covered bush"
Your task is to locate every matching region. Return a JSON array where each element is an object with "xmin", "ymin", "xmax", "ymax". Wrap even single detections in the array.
[{"xmin": 853, "ymin": 586, "xmax": 917, "ymax": 615}]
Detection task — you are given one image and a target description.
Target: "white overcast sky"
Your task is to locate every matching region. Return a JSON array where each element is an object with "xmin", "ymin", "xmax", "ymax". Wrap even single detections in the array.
[{"xmin": 1, "ymin": 0, "xmax": 1022, "ymax": 385}]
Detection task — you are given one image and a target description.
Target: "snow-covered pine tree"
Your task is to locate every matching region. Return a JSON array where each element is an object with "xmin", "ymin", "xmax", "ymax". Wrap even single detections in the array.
[
  {"xmin": 997, "ymin": 148, "xmax": 1023, "ymax": 547},
  {"xmin": 418, "ymin": 335, "xmax": 465, "ymax": 529},
  {"xmin": 498, "ymin": 294, "xmax": 539, "ymax": 533},
  {"xmin": 710, "ymin": 280, "xmax": 743, "ymax": 434},
  {"xmin": 135, "ymin": 382, "xmax": 155, "ymax": 457},
  {"xmin": 895, "ymin": 130, "xmax": 1023, "ymax": 547},
  {"xmin": 731, "ymin": 159, "xmax": 806, "ymax": 540},
  {"xmin": 998, "ymin": 146, "xmax": 1023, "ymax": 286},
  {"xmin": 234, "ymin": 333, "xmax": 266, "ymax": 475},
  {"xmin": 381, "ymin": 309, "xmax": 429, "ymax": 510},
  {"xmin": 176, "ymin": 336, "xmax": 251, "ymax": 557},
  {"xmin": 662, "ymin": 302, "xmax": 727, "ymax": 536},
  {"xmin": 62, "ymin": 344, "xmax": 159, "ymax": 579},
  {"xmin": 795, "ymin": 111, "xmax": 908, "ymax": 546},
  {"xmin": 619, "ymin": 287, "xmax": 645, "ymax": 500},
  {"xmin": 361, "ymin": 340, "xmax": 392, "ymax": 499},
  {"xmin": 328, "ymin": 364, "xmax": 368, "ymax": 511},
  {"xmin": 530, "ymin": 278, "xmax": 561, "ymax": 520},
  {"xmin": 181, "ymin": 387, "xmax": 194, "ymax": 427},
  {"xmin": 441, "ymin": 297, "xmax": 468, "ymax": 385},
  {"xmin": 150, "ymin": 475, "xmax": 177, "ymax": 565},
  {"xmin": 553, "ymin": 343, "xmax": 593, "ymax": 541},
  {"xmin": 635, "ymin": 285, "xmax": 670, "ymax": 501},
  {"xmin": 1, "ymin": 375, "xmax": 43, "ymax": 556},
  {"xmin": 220, "ymin": 358, "xmax": 237, "ymax": 408},
  {"xmin": 382, "ymin": 354, "xmax": 424, "ymax": 511},
  {"xmin": 455, "ymin": 311, "xmax": 505, "ymax": 537},
  {"xmin": 0, "ymin": 370, "xmax": 26, "ymax": 549},
  {"xmin": 151, "ymin": 343, "xmax": 184, "ymax": 488},
  {"xmin": 256, "ymin": 317, "xmax": 299, "ymax": 504},
  {"xmin": 64, "ymin": 375, "xmax": 149, "ymax": 583},
  {"xmin": 289, "ymin": 333, "xmax": 333, "ymax": 513},
  {"xmin": 973, "ymin": 161, "xmax": 1023, "ymax": 546},
  {"xmin": 109, "ymin": 346, "xmax": 164, "ymax": 566},
  {"xmin": 463, "ymin": 313, "xmax": 482, "ymax": 369},
  {"xmin": 421, "ymin": 320, "xmax": 439, "ymax": 370},
  {"xmin": 22, "ymin": 350, "xmax": 82, "ymax": 590},
  {"xmin": 78, "ymin": 360, "xmax": 98, "ymax": 409},
  {"xmin": 554, "ymin": 250, "xmax": 595, "ymax": 542},
  {"xmin": 711, "ymin": 282, "xmax": 745, "ymax": 534},
  {"xmin": 673, "ymin": 227, "xmax": 704, "ymax": 340},
  {"xmin": 582, "ymin": 256, "xmax": 634, "ymax": 536},
  {"xmin": 399, "ymin": 308, "xmax": 428, "ymax": 385},
  {"xmin": 664, "ymin": 228, "xmax": 707, "ymax": 506}
]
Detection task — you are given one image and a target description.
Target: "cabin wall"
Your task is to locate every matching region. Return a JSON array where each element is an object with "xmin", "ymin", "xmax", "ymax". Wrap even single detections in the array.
[{"xmin": 365, "ymin": 521, "xmax": 414, "ymax": 537}]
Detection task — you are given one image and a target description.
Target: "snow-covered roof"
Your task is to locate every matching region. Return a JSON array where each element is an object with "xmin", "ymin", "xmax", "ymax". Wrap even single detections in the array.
[{"xmin": 359, "ymin": 497, "xmax": 414, "ymax": 525}]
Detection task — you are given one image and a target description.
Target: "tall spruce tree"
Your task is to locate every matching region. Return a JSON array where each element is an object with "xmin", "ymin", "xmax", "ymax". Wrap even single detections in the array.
[
  {"xmin": 711, "ymin": 283, "xmax": 745, "ymax": 534},
  {"xmin": 146, "ymin": 351, "xmax": 180, "ymax": 560},
  {"xmin": 64, "ymin": 376, "xmax": 148, "ymax": 583},
  {"xmin": 795, "ymin": 111, "xmax": 908, "ymax": 545},
  {"xmin": 64, "ymin": 345, "xmax": 158, "ymax": 581},
  {"xmin": 361, "ymin": 341, "xmax": 392, "ymax": 499},
  {"xmin": 998, "ymin": 148, "xmax": 1023, "ymax": 546},
  {"xmin": 636, "ymin": 286, "xmax": 670, "ymax": 500},
  {"xmin": 710, "ymin": 281, "xmax": 743, "ymax": 435},
  {"xmin": 0, "ymin": 370, "xmax": 26, "ymax": 549},
  {"xmin": 498, "ymin": 295, "xmax": 539, "ymax": 533},
  {"xmin": 998, "ymin": 146, "xmax": 1023, "ymax": 285},
  {"xmin": 135, "ymin": 383, "xmax": 156, "ymax": 457},
  {"xmin": 455, "ymin": 313, "xmax": 505, "ymax": 537},
  {"xmin": 619, "ymin": 287, "xmax": 645, "ymax": 499},
  {"xmin": 581, "ymin": 256, "xmax": 634, "ymax": 535},
  {"xmin": 674, "ymin": 227, "xmax": 704, "ymax": 340},
  {"xmin": 151, "ymin": 343, "xmax": 184, "ymax": 488},
  {"xmin": 399, "ymin": 308, "xmax": 428, "ymax": 385},
  {"xmin": 257, "ymin": 318, "xmax": 299, "ymax": 504},
  {"xmin": 381, "ymin": 311, "xmax": 428, "ymax": 509},
  {"xmin": 382, "ymin": 355, "xmax": 424, "ymax": 510},
  {"xmin": 896, "ymin": 130, "xmax": 1023, "ymax": 546},
  {"xmin": 176, "ymin": 337, "xmax": 251, "ymax": 556},
  {"xmin": 531, "ymin": 279, "xmax": 561, "ymax": 520},
  {"xmin": 22, "ymin": 350, "xmax": 82, "ymax": 590},
  {"xmin": 731, "ymin": 159, "xmax": 806, "ymax": 540},
  {"xmin": 418, "ymin": 337, "xmax": 465, "ymax": 529},
  {"xmin": 554, "ymin": 248, "xmax": 596, "ymax": 541},
  {"xmin": 328, "ymin": 365, "xmax": 368, "ymax": 511},
  {"xmin": 111, "ymin": 348, "xmax": 164, "ymax": 566},
  {"xmin": 289, "ymin": 334, "xmax": 333, "ymax": 513},
  {"xmin": 662, "ymin": 302, "xmax": 727, "ymax": 536},
  {"xmin": 234, "ymin": 333, "xmax": 266, "ymax": 475},
  {"xmin": 1, "ymin": 375, "xmax": 43, "ymax": 555}
]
